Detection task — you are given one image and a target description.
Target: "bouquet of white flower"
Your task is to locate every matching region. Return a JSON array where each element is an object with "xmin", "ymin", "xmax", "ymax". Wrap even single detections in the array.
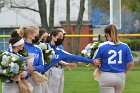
[
  {"xmin": 81, "ymin": 41, "xmax": 103, "ymax": 82},
  {"xmin": 37, "ymin": 42, "xmax": 55, "ymax": 64},
  {"xmin": 0, "ymin": 52, "xmax": 25, "ymax": 82},
  {"xmin": 81, "ymin": 41, "xmax": 102, "ymax": 59}
]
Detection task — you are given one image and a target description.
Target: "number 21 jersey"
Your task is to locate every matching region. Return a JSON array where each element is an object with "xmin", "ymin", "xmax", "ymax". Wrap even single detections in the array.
[{"xmin": 93, "ymin": 41, "xmax": 133, "ymax": 73}]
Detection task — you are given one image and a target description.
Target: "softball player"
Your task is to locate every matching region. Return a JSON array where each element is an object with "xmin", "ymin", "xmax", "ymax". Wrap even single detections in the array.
[
  {"xmin": 2, "ymin": 31, "xmax": 27, "ymax": 93},
  {"xmin": 18, "ymin": 26, "xmax": 44, "ymax": 93},
  {"xmin": 93, "ymin": 24, "xmax": 134, "ymax": 93}
]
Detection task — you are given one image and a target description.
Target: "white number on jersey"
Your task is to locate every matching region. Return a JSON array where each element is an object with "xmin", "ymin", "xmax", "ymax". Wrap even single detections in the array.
[{"xmin": 108, "ymin": 50, "xmax": 122, "ymax": 64}]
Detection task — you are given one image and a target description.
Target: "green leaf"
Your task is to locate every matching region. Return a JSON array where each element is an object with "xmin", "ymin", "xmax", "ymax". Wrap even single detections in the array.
[{"xmin": 19, "ymin": 48, "xmax": 29, "ymax": 57}]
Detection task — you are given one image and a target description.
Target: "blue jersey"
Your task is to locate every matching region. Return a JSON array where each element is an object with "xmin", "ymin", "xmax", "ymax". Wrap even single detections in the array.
[
  {"xmin": 44, "ymin": 43, "xmax": 93, "ymax": 72},
  {"xmin": 57, "ymin": 45, "xmax": 69, "ymax": 62},
  {"xmin": 93, "ymin": 41, "xmax": 133, "ymax": 73},
  {"xmin": 57, "ymin": 45, "xmax": 64, "ymax": 50},
  {"xmin": 24, "ymin": 42, "xmax": 44, "ymax": 73}
]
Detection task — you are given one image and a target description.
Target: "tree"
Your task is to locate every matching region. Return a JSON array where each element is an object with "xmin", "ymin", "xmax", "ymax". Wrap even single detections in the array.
[
  {"xmin": 122, "ymin": 0, "xmax": 140, "ymax": 17},
  {"xmin": 66, "ymin": 0, "xmax": 71, "ymax": 53},
  {"xmin": 48, "ymin": 0, "xmax": 55, "ymax": 32},
  {"xmin": 8, "ymin": 0, "xmax": 54, "ymax": 33},
  {"xmin": 73, "ymin": 0, "xmax": 85, "ymax": 54},
  {"xmin": 37, "ymin": 0, "xmax": 49, "ymax": 30}
]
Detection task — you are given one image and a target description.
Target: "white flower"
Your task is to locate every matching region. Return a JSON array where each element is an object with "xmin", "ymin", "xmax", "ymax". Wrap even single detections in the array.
[
  {"xmin": 12, "ymin": 57, "xmax": 16, "ymax": 62},
  {"xmin": 2, "ymin": 55, "xmax": 8, "ymax": 60},
  {"xmin": 9, "ymin": 62, "xmax": 15, "ymax": 67},
  {"xmin": 10, "ymin": 63, "xmax": 19, "ymax": 74},
  {"xmin": 2, "ymin": 69, "xmax": 6, "ymax": 74},
  {"xmin": 45, "ymin": 50, "xmax": 50, "ymax": 53},
  {"xmin": 81, "ymin": 41, "xmax": 101, "ymax": 58},
  {"xmin": 86, "ymin": 44, "xmax": 91, "ymax": 49},
  {"xmin": 90, "ymin": 45, "xmax": 94, "ymax": 48},
  {"xmin": 51, "ymin": 50, "xmax": 55, "ymax": 55},
  {"xmin": 2, "ymin": 52, "xmax": 9, "ymax": 55},
  {"xmin": 87, "ymin": 53, "xmax": 91, "ymax": 57},
  {"xmin": 1, "ymin": 55, "xmax": 10, "ymax": 67},
  {"xmin": 11, "ymin": 54, "xmax": 19, "ymax": 61},
  {"xmin": 49, "ymin": 55, "xmax": 53, "ymax": 59},
  {"xmin": 81, "ymin": 50, "xmax": 86, "ymax": 54},
  {"xmin": 38, "ymin": 43, "xmax": 47, "ymax": 50}
]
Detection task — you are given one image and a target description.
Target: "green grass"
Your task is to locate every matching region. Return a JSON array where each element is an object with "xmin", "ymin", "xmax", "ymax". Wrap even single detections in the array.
[
  {"xmin": 0, "ymin": 63, "xmax": 140, "ymax": 93},
  {"xmin": 64, "ymin": 63, "xmax": 140, "ymax": 93}
]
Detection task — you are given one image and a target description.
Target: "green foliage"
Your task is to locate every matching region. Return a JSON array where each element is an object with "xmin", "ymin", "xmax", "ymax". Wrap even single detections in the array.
[
  {"xmin": 18, "ymin": 48, "xmax": 28, "ymax": 57},
  {"xmin": 122, "ymin": 0, "xmax": 140, "ymax": 22},
  {"xmin": 0, "ymin": 52, "xmax": 2, "ymax": 62},
  {"xmin": 132, "ymin": 52, "xmax": 139, "ymax": 57},
  {"xmin": 122, "ymin": 0, "xmax": 140, "ymax": 12},
  {"xmin": 92, "ymin": 0, "xmax": 110, "ymax": 10},
  {"xmin": 43, "ymin": 50, "xmax": 52, "ymax": 64},
  {"xmin": 119, "ymin": 38, "xmax": 140, "ymax": 51}
]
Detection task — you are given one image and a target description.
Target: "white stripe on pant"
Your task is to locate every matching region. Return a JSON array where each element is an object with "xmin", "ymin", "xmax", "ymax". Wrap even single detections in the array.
[
  {"xmin": 2, "ymin": 82, "xmax": 20, "ymax": 93},
  {"xmin": 99, "ymin": 72, "xmax": 126, "ymax": 93}
]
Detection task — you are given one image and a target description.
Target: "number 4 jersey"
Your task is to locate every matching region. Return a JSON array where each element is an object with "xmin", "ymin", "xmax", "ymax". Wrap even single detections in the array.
[{"xmin": 93, "ymin": 41, "xmax": 134, "ymax": 73}]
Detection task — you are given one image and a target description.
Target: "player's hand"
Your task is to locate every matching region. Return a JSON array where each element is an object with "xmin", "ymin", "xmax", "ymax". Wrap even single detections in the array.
[
  {"xmin": 27, "ymin": 64, "xmax": 35, "ymax": 73},
  {"xmin": 67, "ymin": 63, "xmax": 77, "ymax": 68},
  {"xmin": 93, "ymin": 58, "xmax": 101, "ymax": 67},
  {"xmin": 21, "ymin": 71, "xmax": 27, "ymax": 78}
]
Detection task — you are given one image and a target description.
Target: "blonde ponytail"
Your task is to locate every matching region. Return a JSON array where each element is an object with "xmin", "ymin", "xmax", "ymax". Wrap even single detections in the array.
[
  {"xmin": 18, "ymin": 25, "xmax": 39, "ymax": 38},
  {"xmin": 104, "ymin": 24, "xmax": 120, "ymax": 44}
]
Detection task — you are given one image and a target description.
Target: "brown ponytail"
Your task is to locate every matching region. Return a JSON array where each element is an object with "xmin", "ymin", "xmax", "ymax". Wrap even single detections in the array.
[{"xmin": 104, "ymin": 24, "xmax": 120, "ymax": 44}]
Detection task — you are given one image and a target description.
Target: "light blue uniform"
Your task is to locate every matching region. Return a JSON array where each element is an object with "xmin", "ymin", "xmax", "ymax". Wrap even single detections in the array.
[{"xmin": 93, "ymin": 41, "xmax": 134, "ymax": 93}]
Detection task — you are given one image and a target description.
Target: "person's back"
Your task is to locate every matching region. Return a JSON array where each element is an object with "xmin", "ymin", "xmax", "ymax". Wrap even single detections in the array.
[
  {"xmin": 95, "ymin": 41, "xmax": 133, "ymax": 73},
  {"xmin": 93, "ymin": 24, "xmax": 134, "ymax": 93}
]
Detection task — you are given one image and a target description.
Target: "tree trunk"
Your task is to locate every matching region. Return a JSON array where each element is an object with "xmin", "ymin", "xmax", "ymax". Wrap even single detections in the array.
[
  {"xmin": 66, "ymin": 0, "xmax": 71, "ymax": 52},
  {"xmin": 49, "ymin": 0, "xmax": 55, "ymax": 32},
  {"xmin": 73, "ymin": 0, "xmax": 85, "ymax": 54},
  {"xmin": 37, "ymin": 0, "xmax": 49, "ymax": 32}
]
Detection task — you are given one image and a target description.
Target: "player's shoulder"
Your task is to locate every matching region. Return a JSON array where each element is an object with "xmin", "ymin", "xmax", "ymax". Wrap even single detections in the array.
[
  {"xmin": 119, "ymin": 42, "xmax": 129, "ymax": 47},
  {"xmin": 99, "ymin": 41, "xmax": 110, "ymax": 47},
  {"xmin": 34, "ymin": 45, "xmax": 42, "ymax": 51}
]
